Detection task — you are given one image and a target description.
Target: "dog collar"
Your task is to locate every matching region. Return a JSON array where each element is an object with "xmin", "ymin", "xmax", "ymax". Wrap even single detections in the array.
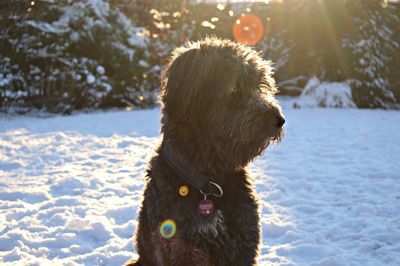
[{"xmin": 162, "ymin": 140, "xmax": 223, "ymax": 216}]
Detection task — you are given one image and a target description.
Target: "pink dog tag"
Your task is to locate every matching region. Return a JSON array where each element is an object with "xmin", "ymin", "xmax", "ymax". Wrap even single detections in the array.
[{"xmin": 198, "ymin": 199, "xmax": 214, "ymax": 216}]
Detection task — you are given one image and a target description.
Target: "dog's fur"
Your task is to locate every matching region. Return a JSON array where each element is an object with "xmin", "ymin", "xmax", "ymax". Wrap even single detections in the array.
[{"xmin": 126, "ymin": 37, "xmax": 284, "ymax": 266}]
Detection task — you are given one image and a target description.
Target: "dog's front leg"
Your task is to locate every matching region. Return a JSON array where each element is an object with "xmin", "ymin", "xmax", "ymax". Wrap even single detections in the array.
[{"xmin": 166, "ymin": 238, "xmax": 215, "ymax": 266}]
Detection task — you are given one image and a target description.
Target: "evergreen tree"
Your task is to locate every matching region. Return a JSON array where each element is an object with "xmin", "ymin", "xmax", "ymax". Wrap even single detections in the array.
[
  {"xmin": 342, "ymin": 0, "xmax": 399, "ymax": 108},
  {"xmin": 0, "ymin": 0, "xmax": 155, "ymax": 113}
]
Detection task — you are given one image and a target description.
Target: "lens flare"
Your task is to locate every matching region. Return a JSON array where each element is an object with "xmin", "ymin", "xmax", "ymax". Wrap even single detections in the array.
[
  {"xmin": 232, "ymin": 14, "xmax": 264, "ymax": 45},
  {"xmin": 179, "ymin": 185, "xmax": 189, "ymax": 197},
  {"xmin": 160, "ymin": 219, "xmax": 176, "ymax": 239}
]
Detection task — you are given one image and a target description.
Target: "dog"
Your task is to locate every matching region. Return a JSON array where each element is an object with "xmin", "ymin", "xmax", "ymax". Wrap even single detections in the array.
[{"xmin": 126, "ymin": 37, "xmax": 284, "ymax": 266}]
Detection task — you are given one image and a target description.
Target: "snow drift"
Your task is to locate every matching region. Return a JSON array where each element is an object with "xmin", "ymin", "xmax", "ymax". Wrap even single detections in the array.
[{"xmin": 292, "ymin": 77, "xmax": 356, "ymax": 108}]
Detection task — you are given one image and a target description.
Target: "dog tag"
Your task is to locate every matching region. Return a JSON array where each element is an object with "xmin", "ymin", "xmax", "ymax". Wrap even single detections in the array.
[{"xmin": 198, "ymin": 199, "xmax": 214, "ymax": 216}]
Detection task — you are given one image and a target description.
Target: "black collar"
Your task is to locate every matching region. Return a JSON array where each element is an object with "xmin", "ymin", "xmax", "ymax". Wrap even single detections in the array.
[{"xmin": 162, "ymin": 140, "xmax": 223, "ymax": 196}]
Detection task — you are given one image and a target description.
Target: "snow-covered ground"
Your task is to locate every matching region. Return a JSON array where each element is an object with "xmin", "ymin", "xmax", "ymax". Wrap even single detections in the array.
[{"xmin": 1, "ymin": 106, "xmax": 400, "ymax": 266}]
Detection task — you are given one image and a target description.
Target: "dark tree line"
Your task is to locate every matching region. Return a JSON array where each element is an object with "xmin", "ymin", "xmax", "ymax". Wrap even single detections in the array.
[
  {"xmin": 0, "ymin": 0, "xmax": 155, "ymax": 113},
  {"xmin": 0, "ymin": 0, "xmax": 399, "ymax": 113}
]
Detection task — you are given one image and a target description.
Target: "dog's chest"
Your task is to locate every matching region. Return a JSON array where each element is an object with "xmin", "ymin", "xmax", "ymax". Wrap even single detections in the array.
[
  {"xmin": 197, "ymin": 209, "xmax": 226, "ymax": 237},
  {"xmin": 194, "ymin": 198, "xmax": 258, "ymax": 238}
]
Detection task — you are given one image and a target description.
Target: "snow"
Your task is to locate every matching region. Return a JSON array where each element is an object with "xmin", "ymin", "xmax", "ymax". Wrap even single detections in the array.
[
  {"xmin": 1, "ymin": 105, "xmax": 400, "ymax": 265},
  {"xmin": 86, "ymin": 74, "xmax": 95, "ymax": 84},
  {"xmin": 96, "ymin": 66, "xmax": 105, "ymax": 75},
  {"xmin": 292, "ymin": 77, "xmax": 357, "ymax": 108}
]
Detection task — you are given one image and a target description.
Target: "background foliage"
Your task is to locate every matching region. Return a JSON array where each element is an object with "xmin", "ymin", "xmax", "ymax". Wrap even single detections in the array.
[
  {"xmin": 0, "ymin": 0, "xmax": 155, "ymax": 113},
  {"xmin": 1, "ymin": 0, "xmax": 399, "ymax": 113}
]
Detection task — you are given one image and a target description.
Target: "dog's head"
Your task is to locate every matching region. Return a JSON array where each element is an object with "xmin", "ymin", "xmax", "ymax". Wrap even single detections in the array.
[{"xmin": 160, "ymin": 37, "xmax": 284, "ymax": 168}]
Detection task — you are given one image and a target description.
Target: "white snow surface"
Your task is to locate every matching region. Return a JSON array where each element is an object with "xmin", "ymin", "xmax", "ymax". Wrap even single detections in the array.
[
  {"xmin": 1, "ymin": 106, "xmax": 400, "ymax": 266},
  {"xmin": 86, "ymin": 74, "xmax": 96, "ymax": 84},
  {"xmin": 292, "ymin": 77, "xmax": 357, "ymax": 109}
]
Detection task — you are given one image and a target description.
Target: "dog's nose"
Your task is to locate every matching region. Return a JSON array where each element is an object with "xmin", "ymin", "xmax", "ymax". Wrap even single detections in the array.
[{"xmin": 276, "ymin": 116, "xmax": 285, "ymax": 127}]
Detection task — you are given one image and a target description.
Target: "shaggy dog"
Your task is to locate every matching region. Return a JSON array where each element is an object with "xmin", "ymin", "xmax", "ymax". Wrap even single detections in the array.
[{"xmin": 126, "ymin": 37, "xmax": 284, "ymax": 266}]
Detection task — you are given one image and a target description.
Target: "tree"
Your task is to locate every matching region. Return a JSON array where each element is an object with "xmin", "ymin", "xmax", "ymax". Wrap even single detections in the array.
[
  {"xmin": 0, "ymin": 0, "xmax": 155, "ymax": 113},
  {"xmin": 342, "ymin": 0, "xmax": 399, "ymax": 107}
]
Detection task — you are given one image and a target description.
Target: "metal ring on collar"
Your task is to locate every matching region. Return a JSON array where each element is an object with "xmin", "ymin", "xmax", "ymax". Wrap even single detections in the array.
[
  {"xmin": 200, "ymin": 181, "xmax": 224, "ymax": 198},
  {"xmin": 209, "ymin": 181, "xmax": 224, "ymax": 197}
]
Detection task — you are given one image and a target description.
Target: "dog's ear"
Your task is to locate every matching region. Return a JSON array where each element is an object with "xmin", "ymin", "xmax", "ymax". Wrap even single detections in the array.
[
  {"xmin": 160, "ymin": 48, "xmax": 238, "ymax": 124},
  {"xmin": 160, "ymin": 49, "xmax": 198, "ymax": 121}
]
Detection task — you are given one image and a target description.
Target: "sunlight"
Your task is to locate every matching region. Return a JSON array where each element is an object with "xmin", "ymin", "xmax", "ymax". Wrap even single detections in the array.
[
  {"xmin": 232, "ymin": 14, "xmax": 264, "ymax": 45},
  {"xmin": 317, "ymin": 1, "xmax": 350, "ymax": 76},
  {"xmin": 193, "ymin": 0, "xmax": 282, "ymax": 3}
]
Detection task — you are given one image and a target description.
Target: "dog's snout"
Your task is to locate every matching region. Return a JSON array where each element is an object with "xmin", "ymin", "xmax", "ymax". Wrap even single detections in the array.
[{"xmin": 276, "ymin": 115, "xmax": 285, "ymax": 127}]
